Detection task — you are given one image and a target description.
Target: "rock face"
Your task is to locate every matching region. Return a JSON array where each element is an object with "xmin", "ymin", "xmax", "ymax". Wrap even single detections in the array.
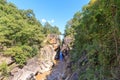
[
  {"xmin": 47, "ymin": 34, "xmax": 60, "ymax": 43},
  {"xmin": 0, "ymin": 55, "xmax": 13, "ymax": 65},
  {"xmin": 10, "ymin": 34, "xmax": 60, "ymax": 80},
  {"xmin": 47, "ymin": 34, "xmax": 60, "ymax": 50},
  {"xmin": 63, "ymin": 36, "xmax": 73, "ymax": 45},
  {"xmin": 61, "ymin": 36, "xmax": 72, "ymax": 57},
  {"xmin": 46, "ymin": 36, "xmax": 73, "ymax": 80},
  {"xmin": 11, "ymin": 58, "xmax": 53, "ymax": 80}
]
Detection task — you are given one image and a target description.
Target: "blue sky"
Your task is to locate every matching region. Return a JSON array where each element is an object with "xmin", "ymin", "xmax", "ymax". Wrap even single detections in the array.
[{"xmin": 7, "ymin": 0, "xmax": 90, "ymax": 34}]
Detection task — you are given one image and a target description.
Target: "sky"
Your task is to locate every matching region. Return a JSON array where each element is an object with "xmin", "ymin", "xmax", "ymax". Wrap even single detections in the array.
[{"xmin": 7, "ymin": 0, "xmax": 90, "ymax": 34}]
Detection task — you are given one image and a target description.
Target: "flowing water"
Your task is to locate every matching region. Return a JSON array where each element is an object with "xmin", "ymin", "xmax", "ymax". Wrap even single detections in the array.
[
  {"xmin": 59, "ymin": 51, "xmax": 63, "ymax": 61},
  {"xmin": 35, "ymin": 48, "xmax": 67, "ymax": 80}
]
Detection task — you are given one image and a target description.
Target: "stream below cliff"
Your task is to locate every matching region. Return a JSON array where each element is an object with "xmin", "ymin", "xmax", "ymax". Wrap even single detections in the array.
[{"xmin": 35, "ymin": 60, "xmax": 67, "ymax": 80}]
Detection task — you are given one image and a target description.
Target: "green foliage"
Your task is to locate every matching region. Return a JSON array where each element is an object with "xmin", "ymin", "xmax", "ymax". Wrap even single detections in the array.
[
  {"xmin": 0, "ymin": 62, "xmax": 9, "ymax": 77},
  {"xmin": 0, "ymin": 1, "xmax": 45, "ymax": 47},
  {"xmin": 4, "ymin": 45, "xmax": 32, "ymax": 66},
  {"xmin": 65, "ymin": 0, "xmax": 120, "ymax": 79},
  {"xmin": 14, "ymin": 53, "xmax": 27, "ymax": 67},
  {"xmin": 43, "ymin": 22, "xmax": 61, "ymax": 36},
  {"xmin": 30, "ymin": 45, "xmax": 39, "ymax": 57},
  {"xmin": 0, "ymin": 0, "xmax": 61, "ymax": 67}
]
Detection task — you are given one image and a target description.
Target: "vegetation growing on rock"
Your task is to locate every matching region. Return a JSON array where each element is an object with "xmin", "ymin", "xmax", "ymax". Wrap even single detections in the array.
[
  {"xmin": 65, "ymin": 0, "xmax": 120, "ymax": 79},
  {"xmin": 0, "ymin": 0, "xmax": 61, "ymax": 79}
]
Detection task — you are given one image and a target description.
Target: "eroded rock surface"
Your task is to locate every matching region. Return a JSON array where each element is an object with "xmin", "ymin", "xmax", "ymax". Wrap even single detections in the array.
[
  {"xmin": 10, "ymin": 34, "xmax": 60, "ymax": 80},
  {"xmin": 10, "ymin": 45, "xmax": 55, "ymax": 80}
]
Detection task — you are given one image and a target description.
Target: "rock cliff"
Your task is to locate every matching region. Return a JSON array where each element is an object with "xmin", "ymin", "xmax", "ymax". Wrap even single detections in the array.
[{"xmin": 9, "ymin": 34, "xmax": 60, "ymax": 80}]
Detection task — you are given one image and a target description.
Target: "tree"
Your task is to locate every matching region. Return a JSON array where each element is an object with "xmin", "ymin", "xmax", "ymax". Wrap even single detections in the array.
[
  {"xmin": 0, "ymin": 0, "xmax": 45, "ymax": 67},
  {"xmin": 64, "ymin": 0, "xmax": 120, "ymax": 79},
  {"xmin": 43, "ymin": 22, "xmax": 61, "ymax": 35}
]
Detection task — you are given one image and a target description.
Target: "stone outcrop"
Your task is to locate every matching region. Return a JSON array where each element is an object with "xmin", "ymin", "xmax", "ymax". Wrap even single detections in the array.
[
  {"xmin": 9, "ymin": 34, "xmax": 60, "ymax": 80},
  {"xmin": 47, "ymin": 34, "xmax": 60, "ymax": 50},
  {"xmin": 0, "ymin": 55, "xmax": 13, "ymax": 65},
  {"xmin": 63, "ymin": 36, "xmax": 73, "ymax": 45},
  {"xmin": 45, "ymin": 36, "xmax": 73, "ymax": 80},
  {"xmin": 10, "ymin": 58, "xmax": 53, "ymax": 80}
]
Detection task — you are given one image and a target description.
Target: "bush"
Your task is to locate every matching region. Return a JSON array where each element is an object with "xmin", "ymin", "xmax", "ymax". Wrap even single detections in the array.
[{"xmin": 0, "ymin": 62, "xmax": 9, "ymax": 77}]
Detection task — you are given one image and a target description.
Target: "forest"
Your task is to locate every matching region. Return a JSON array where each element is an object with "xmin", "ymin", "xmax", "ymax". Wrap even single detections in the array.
[
  {"xmin": 0, "ymin": 0, "xmax": 61, "ymax": 76},
  {"xmin": 0, "ymin": 0, "xmax": 120, "ymax": 80},
  {"xmin": 65, "ymin": 0, "xmax": 120, "ymax": 79}
]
